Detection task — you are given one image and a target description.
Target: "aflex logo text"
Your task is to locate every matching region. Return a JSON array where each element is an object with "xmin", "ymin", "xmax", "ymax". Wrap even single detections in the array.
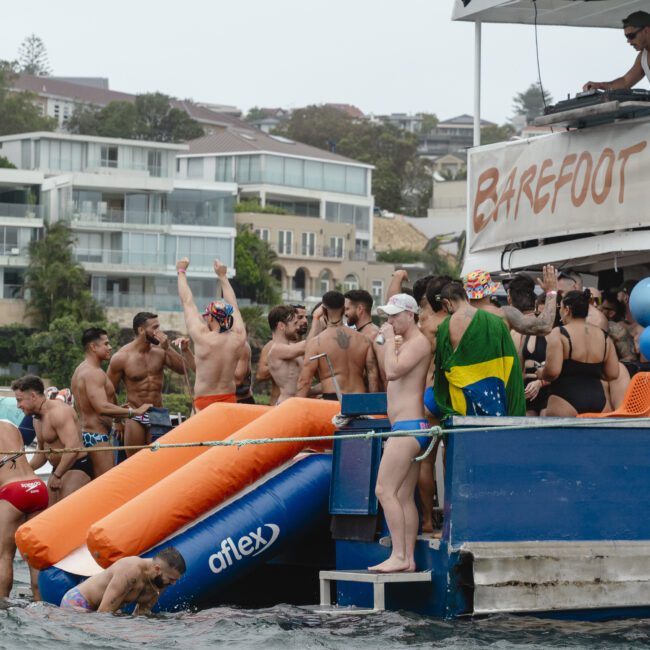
[{"xmin": 209, "ymin": 524, "xmax": 280, "ymax": 574}]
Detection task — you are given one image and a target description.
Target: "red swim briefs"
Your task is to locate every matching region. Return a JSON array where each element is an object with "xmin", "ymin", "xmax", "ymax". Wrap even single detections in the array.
[
  {"xmin": 193, "ymin": 393, "xmax": 237, "ymax": 411},
  {"xmin": 0, "ymin": 479, "xmax": 49, "ymax": 514}
]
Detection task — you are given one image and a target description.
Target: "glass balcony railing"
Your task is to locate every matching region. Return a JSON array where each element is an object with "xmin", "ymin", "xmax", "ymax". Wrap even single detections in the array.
[
  {"xmin": 0, "ymin": 244, "xmax": 29, "ymax": 256},
  {"xmin": 2, "ymin": 284, "xmax": 24, "ymax": 299},
  {"xmin": 75, "ymin": 249, "xmax": 223, "ymax": 271},
  {"xmin": 270, "ymin": 242, "xmax": 345, "ymax": 259},
  {"xmin": 0, "ymin": 203, "xmax": 43, "ymax": 219},
  {"xmin": 68, "ymin": 208, "xmax": 235, "ymax": 228},
  {"xmin": 95, "ymin": 292, "xmax": 214, "ymax": 313}
]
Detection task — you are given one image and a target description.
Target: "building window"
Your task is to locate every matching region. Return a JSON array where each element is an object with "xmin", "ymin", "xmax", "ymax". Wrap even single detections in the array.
[
  {"xmin": 328, "ymin": 236, "xmax": 344, "ymax": 259},
  {"xmin": 278, "ymin": 230, "xmax": 293, "ymax": 255},
  {"xmin": 343, "ymin": 274, "xmax": 359, "ymax": 292},
  {"xmin": 100, "ymin": 145, "xmax": 118, "ymax": 168},
  {"xmin": 372, "ymin": 280, "xmax": 384, "ymax": 305},
  {"xmin": 255, "ymin": 228, "xmax": 270, "ymax": 242},
  {"xmin": 301, "ymin": 232, "xmax": 315, "ymax": 256},
  {"xmin": 187, "ymin": 157, "xmax": 204, "ymax": 179},
  {"xmin": 319, "ymin": 270, "xmax": 331, "ymax": 295},
  {"xmin": 148, "ymin": 151, "xmax": 162, "ymax": 177}
]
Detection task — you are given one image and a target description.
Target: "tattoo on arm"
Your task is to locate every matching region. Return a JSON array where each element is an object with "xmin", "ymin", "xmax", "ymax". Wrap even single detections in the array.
[{"xmin": 335, "ymin": 329, "xmax": 350, "ymax": 349}]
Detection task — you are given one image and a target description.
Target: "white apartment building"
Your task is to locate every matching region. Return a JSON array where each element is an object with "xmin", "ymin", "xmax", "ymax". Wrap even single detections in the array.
[
  {"xmin": 0, "ymin": 132, "xmax": 237, "ymax": 327},
  {"xmin": 176, "ymin": 128, "xmax": 394, "ymax": 305}
]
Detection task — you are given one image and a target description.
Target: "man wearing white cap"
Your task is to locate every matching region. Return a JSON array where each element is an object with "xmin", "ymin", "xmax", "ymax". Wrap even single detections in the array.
[{"xmin": 369, "ymin": 293, "xmax": 432, "ymax": 573}]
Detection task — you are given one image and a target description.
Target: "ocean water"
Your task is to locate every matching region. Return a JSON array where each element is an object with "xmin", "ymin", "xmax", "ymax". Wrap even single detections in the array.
[{"xmin": 4, "ymin": 557, "xmax": 650, "ymax": 650}]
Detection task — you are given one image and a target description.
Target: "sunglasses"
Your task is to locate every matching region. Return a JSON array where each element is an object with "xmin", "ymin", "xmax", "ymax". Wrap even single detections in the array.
[
  {"xmin": 589, "ymin": 296, "xmax": 603, "ymax": 306},
  {"xmin": 625, "ymin": 28, "xmax": 644, "ymax": 41}
]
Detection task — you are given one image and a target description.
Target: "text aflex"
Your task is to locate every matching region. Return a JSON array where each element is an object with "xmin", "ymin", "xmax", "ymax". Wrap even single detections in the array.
[{"xmin": 208, "ymin": 524, "xmax": 280, "ymax": 574}]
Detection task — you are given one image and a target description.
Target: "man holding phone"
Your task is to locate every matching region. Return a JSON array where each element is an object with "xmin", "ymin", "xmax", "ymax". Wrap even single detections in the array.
[{"xmin": 108, "ymin": 312, "xmax": 191, "ymax": 456}]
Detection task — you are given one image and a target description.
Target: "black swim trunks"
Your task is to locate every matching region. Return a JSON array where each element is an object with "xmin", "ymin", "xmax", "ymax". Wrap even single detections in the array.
[
  {"xmin": 68, "ymin": 455, "xmax": 95, "ymax": 480},
  {"xmin": 321, "ymin": 393, "xmax": 339, "ymax": 401}
]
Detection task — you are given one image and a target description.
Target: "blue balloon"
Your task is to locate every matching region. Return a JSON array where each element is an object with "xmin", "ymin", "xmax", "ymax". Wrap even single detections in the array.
[
  {"xmin": 639, "ymin": 328, "xmax": 650, "ymax": 362},
  {"xmin": 629, "ymin": 278, "xmax": 650, "ymax": 328}
]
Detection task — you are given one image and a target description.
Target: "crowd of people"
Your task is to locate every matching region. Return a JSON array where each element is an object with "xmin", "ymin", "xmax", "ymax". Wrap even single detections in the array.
[{"xmin": 1, "ymin": 256, "xmax": 648, "ymax": 606}]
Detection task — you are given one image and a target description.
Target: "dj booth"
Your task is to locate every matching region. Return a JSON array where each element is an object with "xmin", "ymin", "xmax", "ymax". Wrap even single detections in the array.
[{"xmin": 534, "ymin": 89, "xmax": 650, "ymax": 129}]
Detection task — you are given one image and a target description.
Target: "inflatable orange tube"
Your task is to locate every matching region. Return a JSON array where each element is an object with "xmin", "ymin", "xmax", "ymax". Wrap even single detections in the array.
[
  {"xmin": 88, "ymin": 398, "xmax": 339, "ymax": 567},
  {"xmin": 16, "ymin": 402, "xmax": 269, "ymax": 569}
]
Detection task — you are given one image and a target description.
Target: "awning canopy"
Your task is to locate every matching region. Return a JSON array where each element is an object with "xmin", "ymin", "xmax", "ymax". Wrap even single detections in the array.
[{"xmin": 451, "ymin": 0, "xmax": 649, "ymax": 29}]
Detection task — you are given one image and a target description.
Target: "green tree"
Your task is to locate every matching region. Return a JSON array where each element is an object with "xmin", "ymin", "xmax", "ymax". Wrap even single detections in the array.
[
  {"xmin": 245, "ymin": 106, "xmax": 270, "ymax": 122},
  {"xmin": 420, "ymin": 113, "xmax": 438, "ymax": 135},
  {"xmin": 0, "ymin": 156, "xmax": 16, "ymax": 169},
  {"xmin": 232, "ymin": 224, "xmax": 280, "ymax": 305},
  {"xmin": 0, "ymin": 325, "xmax": 34, "ymax": 365},
  {"xmin": 481, "ymin": 123, "xmax": 516, "ymax": 145},
  {"xmin": 512, "ymin": 83, "xmax": 553, "ymax": 125},
  {"xmin": 25, "ymin": 316, "xmax": 117, "ymax": 387},
  {"xmin": 18, "ymin": 34, "xmax": 51, "ymax": 76},
  {"xmin": 66, "ymin": 93, "xmax": 203, "ymax": 142},
  {"xmin": 25, "ymin": 221, "xmax": 105, "ymax": 330},
  {"xmin": 0, "ymin": 61, "xmax": 57, "ymax": 136}
]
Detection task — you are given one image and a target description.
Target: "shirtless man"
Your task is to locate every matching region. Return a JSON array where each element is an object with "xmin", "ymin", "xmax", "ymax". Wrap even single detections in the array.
[
  {"xmin": 256, "ymin": 304, "xmax": 307, "ymax": 405},
  {"xmin": 584, "ymin": 11, "xmax": 650, "ymax": 92},
  {"xmin": 12, "ymin": 375, "xmax": 93, "ymax": 505},
  {"xmin": 177, "ymin": 258, "xmax": 247, "ymax": 412},
  {"xmin": 0, "ymin": 420, "xmax": 48, "ymax": 599},
  {"xmin": 368, "ymin": 294, "xmax": 431, "ymax": 573},
  {"xmin": 108, "ymin": 313, "xmax": 188, "ymax": 457},
  {"xmin": 72, "ymin": 328, "xmax": 151, "ymax": 476},
  {"xmin": 60, "ymin": 547, "xmax": 186, "ymax": 614},
  {"xmin": 344, "ymin": 289, "xmax": 385, "ymax": 390},
  {"xmin": 297, "ymin": 291, "xmax": 380, "ymax": 400},
  {"xmin": 267, "ymin": 305, "xmax": 306, "ymax": 404}
]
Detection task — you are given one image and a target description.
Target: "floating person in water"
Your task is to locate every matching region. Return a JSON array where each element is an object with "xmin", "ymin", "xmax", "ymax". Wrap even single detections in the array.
[{"xmin": 60, "ymin": 547, "xmax": 186, "ymax": 614}]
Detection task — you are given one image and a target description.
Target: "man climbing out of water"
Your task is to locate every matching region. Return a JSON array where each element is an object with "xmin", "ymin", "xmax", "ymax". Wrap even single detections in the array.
[
  {"xmin": 176, "ymin": 258, "xmax": 247, "ymax": 412},
  {"xmin": 60, "ymin": 547, "xmax": 186, "ymax": 614},
  {"xmin": 297, "ymin": 291, "xmax": 380, "ymax": 400},
  {"xmin": 267, "ymin": 305, "xmax": 307, "ymax": 404},
  {"xmin": 108, "ymin": 313, "xmax": 189, "ymax": 457},
  {"xmin": 0, "ymin": 420, "xmax": 48, "ymax": 600},
  {"xmin": 433, "ymin": 282, "xmax": 526, "ymax": 419},
  {"xmin": 72, "ymin": 328, "xmax": 151, "ymax": 476},
  {"xmin": 12, "ymin": 375, "xmax": 94, "ymax": 504},
  {"xmin": 369, "ymin": 294, "xmax": 432, "ymax": 573}
]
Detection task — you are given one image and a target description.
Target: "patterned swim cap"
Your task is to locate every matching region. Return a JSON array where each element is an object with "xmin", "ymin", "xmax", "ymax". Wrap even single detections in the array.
[
  {"xmin": 463, "ymin": 270, "xmax": 501, "ymax": 300},
  {"xmin": 203, "ymin": 300, "xmax": 234, "ymax": 332}
]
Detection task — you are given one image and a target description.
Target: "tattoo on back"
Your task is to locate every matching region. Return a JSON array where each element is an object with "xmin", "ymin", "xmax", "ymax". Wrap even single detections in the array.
[{"xmin": 335, "ymin": 329, "xmax": 350, "ymax": 350}]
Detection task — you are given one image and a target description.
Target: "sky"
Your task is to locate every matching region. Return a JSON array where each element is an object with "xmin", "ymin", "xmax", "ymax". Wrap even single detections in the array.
[{"xmin": 3, "ymin": 0, "xmax": 646, "ymax": 125}]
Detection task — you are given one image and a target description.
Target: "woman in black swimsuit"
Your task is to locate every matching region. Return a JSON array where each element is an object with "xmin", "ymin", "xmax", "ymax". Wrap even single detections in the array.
[{"xmin": 538, "ymin": 290, "xmax": 619, "ymax": 416}]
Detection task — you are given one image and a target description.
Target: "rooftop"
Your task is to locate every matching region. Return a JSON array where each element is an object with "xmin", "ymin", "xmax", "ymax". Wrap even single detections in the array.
[
  {"xmin": 0, "ymin": 131, "xmax": 188, "ymax": 151},
  {"xmin": 438, "ymin": 114, "xmax": 496, "ymax": 127},
  {"xmin": 185, "ymin": 129, "xmax": 373, "ymax": 167}
]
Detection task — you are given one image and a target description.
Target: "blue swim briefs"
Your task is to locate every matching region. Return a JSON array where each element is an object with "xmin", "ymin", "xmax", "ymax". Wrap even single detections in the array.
[{"xmin": 391, "ymin": 419, "xmax": 431, "ymax": 450}]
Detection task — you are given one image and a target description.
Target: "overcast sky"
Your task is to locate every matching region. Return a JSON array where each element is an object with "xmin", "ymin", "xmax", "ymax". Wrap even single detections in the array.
[{"xmin": 3, "ymin": 1, "xmax": 645, "ymax": 125}]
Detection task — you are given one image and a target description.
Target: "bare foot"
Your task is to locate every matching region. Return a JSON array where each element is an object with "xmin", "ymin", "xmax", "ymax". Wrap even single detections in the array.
[
  {"xmin": 421, "ymin": 523, "xmax": 434, "ymax": 534},
  {"xmin": 368, "ymin": 557, "xmax": 413, "ymax": 573}
]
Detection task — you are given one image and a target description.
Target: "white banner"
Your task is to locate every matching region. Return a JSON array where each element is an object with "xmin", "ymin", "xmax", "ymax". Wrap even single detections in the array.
[{"xmin": 468, "ymin": 121, "xmax": 650, "ymax": 254}]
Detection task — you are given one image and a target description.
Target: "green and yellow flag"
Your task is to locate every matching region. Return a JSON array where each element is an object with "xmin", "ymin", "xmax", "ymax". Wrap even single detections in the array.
[{"xmin": 434, "ymin": 309, "xmax": 526, "ymax": 418}]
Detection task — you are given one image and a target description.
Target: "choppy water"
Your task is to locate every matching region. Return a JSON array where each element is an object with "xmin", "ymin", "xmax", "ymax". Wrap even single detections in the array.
[{"xmin": 4, "ymin": 557, "xmax": 650, "ymax": 649}]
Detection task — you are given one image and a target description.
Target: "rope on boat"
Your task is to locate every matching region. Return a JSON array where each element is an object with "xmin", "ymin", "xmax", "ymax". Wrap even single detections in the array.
[{"xmin": 3, "ymin": 417, "xmax": 649, "ymax": 462}]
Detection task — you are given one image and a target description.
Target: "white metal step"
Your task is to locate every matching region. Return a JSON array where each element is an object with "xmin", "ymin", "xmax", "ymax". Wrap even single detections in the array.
[{"xmin": 319, "ymin": 569, "xmax": 431, "ymax": 610}]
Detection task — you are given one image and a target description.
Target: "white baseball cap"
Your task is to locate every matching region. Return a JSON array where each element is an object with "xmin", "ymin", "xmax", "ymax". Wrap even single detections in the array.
[{"xmin": 377, "ymin": 293, "xmax": 419, "ymax": 316}]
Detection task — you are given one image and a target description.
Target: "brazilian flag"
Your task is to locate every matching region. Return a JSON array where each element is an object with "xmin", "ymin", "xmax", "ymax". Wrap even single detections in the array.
[{"xmin": 434, "ymin": 309, "xmax": 526, "ymax": 418}]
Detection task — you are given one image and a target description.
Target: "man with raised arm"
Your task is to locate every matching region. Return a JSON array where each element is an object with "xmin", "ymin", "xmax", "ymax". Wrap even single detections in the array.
[
  {"xmin": 369, "ymin": 294, "xmax": 432, "ymax": 573},
  {"xmin": 72, "ymin": 328, "xmax": 151, "ymax": 476},
  {"xmin": 108, "ymin": 313, "xmax": 189, "ymax": 457},
  {"xmin": 176, "ymin": 258, "xmax": 247, "ymax": 412},
  {"xmin": 297, "ymin": 291, "xmax": 380, "ymax": 400},
  {"xmin": 12, "ymin": 375, "xmax": 93, "ymax": 504},
  {"xmin": 267, "ymin": 305, "xmax": 307, "ymax": 404},
  {"xmin": 0, "ymin": 420, "xmax": 48, "ymax": 600},
  {"xmin": 60, "ymin": 547, "xmax": 186, "ymax": 614}
]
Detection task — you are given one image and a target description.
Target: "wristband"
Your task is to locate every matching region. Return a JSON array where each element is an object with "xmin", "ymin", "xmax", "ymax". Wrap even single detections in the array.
[
  {"xmin": 128, "ymin": 406, "xmax": 133, "ymax": 418},
  {"xmin": 177, "ymin": 268, "xmax": 187, "ymax": 274},
  {"xmin": 546, "ymin": 290, "xmax": 557, "ymax": 297}
]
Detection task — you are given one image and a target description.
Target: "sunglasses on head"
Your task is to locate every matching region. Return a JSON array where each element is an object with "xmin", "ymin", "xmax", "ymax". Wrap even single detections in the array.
[{"xmin": 625, "ymin": 27, "xmax": 645, "ymax": 41}]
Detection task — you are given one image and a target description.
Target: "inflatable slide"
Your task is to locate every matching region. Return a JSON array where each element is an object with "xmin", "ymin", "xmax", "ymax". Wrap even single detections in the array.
[{"xmin": 16, "ymin": 398, "xmax": 339, "ymax": 610}]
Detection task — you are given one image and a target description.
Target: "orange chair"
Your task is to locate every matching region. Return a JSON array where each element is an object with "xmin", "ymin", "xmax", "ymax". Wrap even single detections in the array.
[{"xmin": 578, "ymin": 372, "xmax": 650, "ymax": 418}]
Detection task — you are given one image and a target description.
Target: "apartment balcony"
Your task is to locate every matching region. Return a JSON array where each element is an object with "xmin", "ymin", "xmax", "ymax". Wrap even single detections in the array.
[
  {"xmin": 0, "ymin": 203, "xmax": 44, "ymax": 220},
  {"xmin": 74, "ymin": 249, "xmax": 220, "ymax": 272},
  {"xmin": 348, "ymin": 250, "xmax": 376, "ymax": 262},
  {"xmin": 2, "ymin": 284, "xmax": 24, "ymax": 299},
  {"xmin": 68, "ymin": 208, "xmax": 235, "ymax": 229},
  {"xmin": 95, "ymin": 291, "xmax": 214, "ymax": 313},
  {"xmin": 269, "ymin": 242, "xmax": 345, "ymax": 260}
]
